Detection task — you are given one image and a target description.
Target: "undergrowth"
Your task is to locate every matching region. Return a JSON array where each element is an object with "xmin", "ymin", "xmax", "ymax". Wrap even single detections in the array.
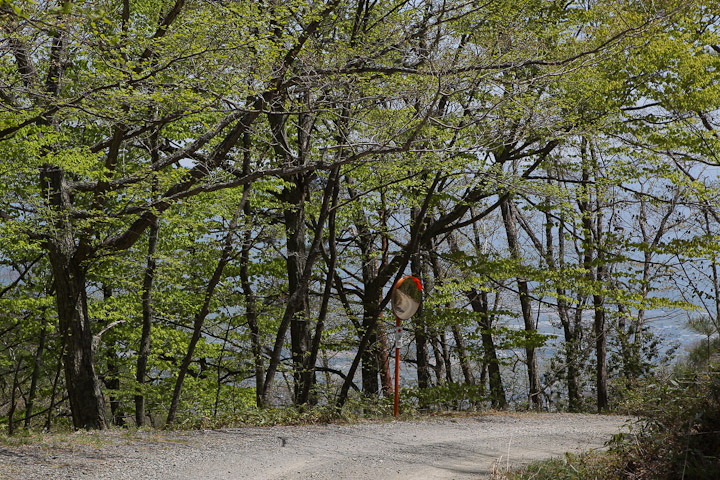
[{"xmin": 495, "ymin": 361, "xmax": 720, "ymax": 480}]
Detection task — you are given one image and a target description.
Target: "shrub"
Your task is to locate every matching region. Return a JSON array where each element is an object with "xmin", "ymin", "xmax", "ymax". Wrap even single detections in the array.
[{"xmin": 615, "ymin": 362, "xmax": 720, "ymax": 479}]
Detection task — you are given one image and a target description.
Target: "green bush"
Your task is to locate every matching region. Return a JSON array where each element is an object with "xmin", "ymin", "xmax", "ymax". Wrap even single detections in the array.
[
  {"xmin": 502, "ymin": 360, "xmax": 720, "ymax": 479},
  {"xmin": 615, "ymin": 363, "xmax": 720, "ymax": 479}
]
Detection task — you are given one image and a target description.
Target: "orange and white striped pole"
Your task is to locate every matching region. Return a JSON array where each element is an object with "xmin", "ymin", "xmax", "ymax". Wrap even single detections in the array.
[{"xmin": 394, "ymin": 313, "xmax": 401, "ymax": 417}]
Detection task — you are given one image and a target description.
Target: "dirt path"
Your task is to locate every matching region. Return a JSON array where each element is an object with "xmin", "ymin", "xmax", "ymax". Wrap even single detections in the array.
[{"xmin": 2, "ymin": 413, "xmax": 630, "ymax": 480}]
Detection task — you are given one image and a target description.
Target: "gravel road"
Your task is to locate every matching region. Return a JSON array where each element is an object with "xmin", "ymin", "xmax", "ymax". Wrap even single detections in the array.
[{"xmin": 1, "ymin": 413, "xmax": 630, "ymax": 479}]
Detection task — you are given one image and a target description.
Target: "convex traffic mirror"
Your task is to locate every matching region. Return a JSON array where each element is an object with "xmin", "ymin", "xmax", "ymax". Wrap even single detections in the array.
[{"xmin": 391, "ymin": 276, "xmax": 422, "ymax": 320}]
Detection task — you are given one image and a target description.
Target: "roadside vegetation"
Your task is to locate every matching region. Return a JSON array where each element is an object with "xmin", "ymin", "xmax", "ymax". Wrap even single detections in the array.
[{"xmin": 497, "ymin": 336, "xmax": 720, "ymax": 480}]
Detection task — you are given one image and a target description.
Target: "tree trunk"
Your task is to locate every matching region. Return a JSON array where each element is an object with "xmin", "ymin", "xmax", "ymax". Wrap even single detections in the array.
[
  {"xmin": 236, "ymin": 132, "xmax": 265, "ymax": 408},
  {"xmin": 377, "ymin": 191, "xmax": 394, "ymax": 397},
  {"xmin": 7, "ymin": 359, "xmax": 21, "ymax": 435},
  {"xmin": 579, "ymin": 138, "xmax": 608, "ymax": 412},
  {"xmin": 419, "ymin": 245, "xmax": 443, "ymax": 386},
  {"xmin": 411, "ymin": 252, "xmax": 432, "ymax": 391},
  {"xmin": 430, "ymin": 333, "xmax": 447, "ymax": 385},
  {"xmin": 357, "ymin": 242, "xmax": 382, "ymax": 397},
  {"xmin": 213, "ymin": 320, "xmax": 233, "ymax": 418},
  {"xmin": 440, "ymin": 332, "xmax": 453, "ymax": 384},
  {"xmin": 269, "ymin": 94, "xmax": 316, "ymax": 405},
  {"xmin": 99, "ymin": 285, "xmax": 124, "ymax": 427},
  {"xmin": 24, "ymin": 316, "xmax": 47, "ymax": 430},
  {"xmin": 166, "ymin": 208, "xmax": 241, "ymax": 426},
  {"xmin": 298, "ymin": 167, "xmax": 340, "ymax": 405},
  {"xmin": 43, "ymin": 167, "xmax": 106, "ymax": 430},
  {"xmin": 544, "ymin": 206, "xmax": 582, "ymax": 411},
  {"xmin": 500, "ymin": 197, "xmax": 542, "ymax": 409},
  {"xmin": 360, "ymin": 306, "xmax": 381, "ymax": 395},
  {"xmin": 135, "ymin": 166, "xmax": 159, "ymax": 427},
  {"xmin": 242, "ymin": 235, "xmax": 264, "ymax": 408},
  {"xmin": 377, "ymin": 321, "xmax": 393, "ymax": 397},
  {"xmin": 440, "ymin": 234, "xmax": 475, "ymax": 386},
  {"xmin": 50, "ymin": 257, "xmax": 107, "ymax": 429},
  {"xmin": 412, "ymin": 313, "xmax": 432, "ymax": 391},
  {"xmin": 336, "ymin": 307, "xmax": 381, "ymax": 410},
  {"xmin": 104, "ymin": 345, "xmax": 125, "ymax": 426},
  {"xmin": 594, "ymin": 266, "xmax": 609, "ymax": 411},
  {"xmin": 346, "ymin": 174, "xmax": 394, "ymax": 398},
  {"xmin": 261, "ymin": 165, "xmax": 337, "ymax": 405},
  {"xmin": 44, "ymin": 343, "xmax": 65, "ymax": 432},
  {"xmin": 593, "ymin": 256, "xmax": 609, "ymax": 412},
  {"xmin": 283, "ymin": 177, "xmax": 313, "ymax": 404},
  {"xmin": 451, "ymin": 324, "xmax": 475, "ymax": 385},
  {"xmin": 241, "ymin": 216, "xmax": 265, "ymax": 407},
  {"xmin": 470, "ymin": 289, "xmax": 506, "ymax": 409}
]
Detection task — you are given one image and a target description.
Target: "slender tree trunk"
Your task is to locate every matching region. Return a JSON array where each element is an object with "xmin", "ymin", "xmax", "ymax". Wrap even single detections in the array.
[
  {"xmin": 45, "ymin": 342, "xmax": 64, "ymax": 432},
  {"xmin": 377, "ymin": 199, "xmax": 394, "ymax": 397},
  {"xmin": 451, "ymin": 324, "xmax": 475, "ymax": 385},
  {"xmin": 360, "ymin": 303, "xmax": 381, "ymax": 395},
  {"xmin": 241, "ymin": 219, "xmax": 265, "ymax": 407},
  {"xmin": 241, "ymin": 230, "xmax": 264, "ymax": 408},
  {"xmin": 544, "ymin": 206, "xmax": 582, "ymax": 411},
  {"xmin": 594, "ymin": 266, "xmax": 609, "ymax": 411},
  {"xmin": 579, "ymin": 138, "xmax": 608, "ymax": 412},
  {"xmin": 7, "ymin": 359, "xmax": 21, "ymax": 435},
  {"xmin": 412, "ymin": 308, "xmax": 431, "ymax": 391},
  {"xmin": 465, "ymin": 211, "xmax": 505, "ymax": 408},
  {"xmin": 269, "ymin": 94, "xmax": 317, "ymax": 405},
  {"xmin": 354, "ymin": 215, "xmax": 382, "ymax": 395},
  {"xmin": 336, "ymin": 307, "xmax": 380, "ymax": 410},
  {"xmin": 500, "ymin": 197, "xmax": 542, "ymax": 409},
  {"xmin": 104, "ymin": 345, "xmax": 124, "ymax": 426},
  {"xmin": 417, "ymin": 246, "xmax": 443, "ymax": 386},
  {"xmin": 592, "ymin": 144, "xmax": 609, "ymax": 412},
  {"xmin": 261, "ymin": 166, "xmax": 337, "ymax": 405},
  {"xmin": 354, "ymin": 221, "xmax": 381, "ymax": 397},
  {"xmin": 166, "ymin": 208, "xmax": 242, "ymax": 426},
  {"xmin": 100, "ymin": 286, "xmax": 124, "ymax": 427},
  {"xmin": 440, "ymin": 332, "xmax": 453, "ymax": 384},
  {"xmin": 594, "ymin": 209, "xmax": 608, "ymax": 411},
  {"xmin": 135, "ymin": 168, "xmax": 159, "ymax": 427},
  {"xmin": 24, "ymin": 316, "xmax": 47, "ymax": 430},
  {"xmin": 411, "ymin": 251, "xmax": 431, "ymax": 390},
  {"xmin": 214, "ymin": 321, "xmax": 232, "ymax": 417},
  {"xmin": 135, "ymin": 217, "xmax": 157, "ymax": 426},
  {"xmin": 298, "ymin": 167, "xmax": 340, "ymax": 405},
  {"xmin": 430, "ymin": 334, "xmax": 446, "ymax": 385},
  {"xmin": 441, "ymin": 234, "xmax": 475, "ymax": 386},
  {"xmin": 298, "ymin": 251, "xmax": 333, "ymax": 405},
  {"xmin": 470, "ymin": 289, "xmax": 506, "ymax": 409},
  {"xmin": 236, "ymin": 132, "xmax": 265, "ymax": 408}
]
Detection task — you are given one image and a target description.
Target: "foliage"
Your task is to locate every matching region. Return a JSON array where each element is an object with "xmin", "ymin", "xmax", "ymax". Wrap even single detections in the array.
[{"xmin": 501, "ymin": 360, "xmax": 720, "ymax": 480}]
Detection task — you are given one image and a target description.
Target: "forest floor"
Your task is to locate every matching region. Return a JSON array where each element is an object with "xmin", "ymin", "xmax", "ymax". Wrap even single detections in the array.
[{"xmin": 1, "ymin": 412, "xmax": 630, "ymax": 479}]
